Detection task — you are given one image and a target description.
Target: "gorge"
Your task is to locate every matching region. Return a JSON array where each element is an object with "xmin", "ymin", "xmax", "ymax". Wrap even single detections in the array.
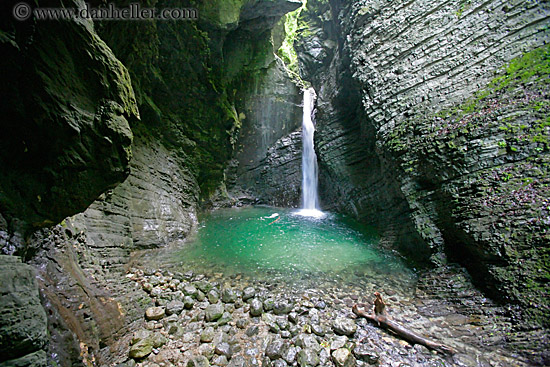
[{"xmin": 0, "ymin": 0, "xmax": 549, "ymax": 366}]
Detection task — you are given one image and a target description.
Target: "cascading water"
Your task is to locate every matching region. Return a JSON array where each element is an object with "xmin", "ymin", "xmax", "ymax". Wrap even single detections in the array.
[{"xmin": 297, "ymin": 88, "xmax": 324, "ymax": 218}]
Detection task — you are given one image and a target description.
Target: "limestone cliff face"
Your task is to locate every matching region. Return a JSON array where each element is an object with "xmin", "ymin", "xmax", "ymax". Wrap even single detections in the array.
[
  {"xmin": 296, "ymin": 0, "xmax": 550, "ymax": 330},
  {"xmin": 0, "ymin": 0, "xmax": 138, "ymax": 242},
  {"xmin": 0, "ymin": 5, "xmax": 139, "ymax": 364},
  {"xmin": 229, "ymin": 57, "xmax": 303, "ymax": 207},
  {"xmin": 0, "ymin": 0, "xmax": 302, "ymax": 365}
]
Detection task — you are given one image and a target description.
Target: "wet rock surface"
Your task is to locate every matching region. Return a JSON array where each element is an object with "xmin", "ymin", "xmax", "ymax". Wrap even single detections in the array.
[
  {"xmin": 116, "ymin": 263, "xmax": 534, "ymax": 367},
  {"xmin": 294, "ymin": 0, "xmax": 550, "ymax": 354},
  {"xmin": 0, "ymin": 255, "xmax": 48, "ymax": 365}
]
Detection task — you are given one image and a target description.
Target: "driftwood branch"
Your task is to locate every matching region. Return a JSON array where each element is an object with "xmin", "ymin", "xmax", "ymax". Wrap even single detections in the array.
[{"xmin": 352, "ymin": 304, "xmax": 456, "ymax": 356}]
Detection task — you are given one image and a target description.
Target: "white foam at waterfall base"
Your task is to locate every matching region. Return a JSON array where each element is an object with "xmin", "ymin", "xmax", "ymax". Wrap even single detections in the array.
[{"xmin": 298, "ymin": 88, "xmax": 325, "ymax": 219}]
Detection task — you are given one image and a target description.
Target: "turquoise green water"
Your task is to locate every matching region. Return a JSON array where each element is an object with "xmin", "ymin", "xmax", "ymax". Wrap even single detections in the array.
[{"xmin": 161, "ymin": 207, "xmax": 415, "ymax": 285}]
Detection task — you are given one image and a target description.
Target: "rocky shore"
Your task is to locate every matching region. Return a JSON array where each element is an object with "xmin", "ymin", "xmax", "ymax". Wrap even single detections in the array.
[{"xmin": 114, "ymin": 266, "xmax": 537, "ymax": 367}]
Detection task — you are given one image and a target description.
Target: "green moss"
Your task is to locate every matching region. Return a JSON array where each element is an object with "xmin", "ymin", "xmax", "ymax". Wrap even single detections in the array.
[
  {"xmin": 278, "ymin": 4, "xmax": 305, "ymax": 74},
  {"xmin": 490, "ymin": 45, "xmax": 550, "ymax": 91}
]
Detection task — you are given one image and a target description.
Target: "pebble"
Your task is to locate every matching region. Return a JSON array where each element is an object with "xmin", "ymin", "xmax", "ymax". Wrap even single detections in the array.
[
  {"xmin": 145, "ymin": 306, "xmax": 165, "ymax": 321},
  {"xmin": 188, "ymin": 355, "xmax": 210, "ymax": 367},
  {"xmin": 222, "ymin": 288, "xmax": 238, "ymax": 303},
  {"xmin": 242, "ymin": 287, "xmax": 256, "ymax": 301},
  {"xmin": 332, "ymin": 348, "xmax": 355, "ymax": 367},
  {"xmin": 215, "ymin": 342, "xmax": 232, "ymax": 358},
  {"xmin": 208, "ymin": 289, "xmax": 220, "ymax": 304},
  {"xmin": 166, "ymin": 300, "xmax": 184, "ymax": 315},
  {"xmin": 205, "ymin": 303, "xmax": 225, "ymax": 322},
  {"xmin": 265, "ymin": 338, "xmax": 286, "ymax": 360},
  {"xmin": 201, "ymin": 327, "xmax": 215, "ymax": 342},
  {"xmin": 297, "ymin": 348, "xmax": 320, "ymax": 367},
  {"xmin": 332, "ymin": 318, "xmax": 357, "ymax": 336},
  {"xmin": 250, "ymin": 298, "xmax": 263, "ymax": 316}
]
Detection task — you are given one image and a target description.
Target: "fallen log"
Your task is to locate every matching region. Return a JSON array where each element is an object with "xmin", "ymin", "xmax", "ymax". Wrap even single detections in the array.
[{"xmin": 352, "ymin": 304, "xmax": 456, "ymax": 356}]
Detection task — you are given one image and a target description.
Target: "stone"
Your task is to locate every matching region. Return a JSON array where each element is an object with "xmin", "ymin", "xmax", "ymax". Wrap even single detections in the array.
[
  {"xmin": 142, "ymin": 282, "xmax": 153, "ymax": 293},
  {"xmin": 150, "ymin": 332, "xmax": 168, "ymax": 348},
  {"xmin": 273, "ymin": 300, "xmax": 293, "ymax": 315},
  {"xmin": 227, "ymin": 355, "xmax": 246, "ymax": 367},
  {"xmin": 129, "ymin": 338, "xmax": 154, "ymax": 359},
  {"xmin": 352, "ymin": 345, "xmax": 379, "ymax": 364},
  {"xmin": 246, "ymin": 325, "xmax": 260, "ymax": 337},
  {"xmin": 215, "ymin": 342, "xmax": 232, "ymax": 358},
  {"xmin": 273, "ymin": 359, "xmax": 289, "ymax": 367},
  {"xmin": 184, "ymin": 296, "xmax": 196, "ymax": 309},
  {"xmin": 201, "ymin": 327, "xmax": 216, "ymax": 343},
  {"xmin": 236, "ymin": 318, "xmax": 250, "ymax": 329},
  {"xmin": 206, "ymin": 303, "xmax": 225, "ymax": 322},
  {"xmin": 166, "ymin": 300, "xmax": 185, "ymax": 316},
  {"xmin": 184, "ymin": 285, "xmax": 198, "ymax": 298},
  {"xmin": 330, "ymin": 336, "xmax": 348, "ymax": 351},
  {"xmin": 195, "ymin": 281, "xmax": 214, "ymax": 293},
  {"xmin": 332, "ymin": 348, "xmax": 355, "ymax": 367},
  {"xmin": 277, "ymin": 318, "xmax": 290, "ymax": 330},
  {"xmin": 242, "ymin": 287, "xmax": 256, "ymax": 301},
  {"xmin": 250, "ymin": 298, "xmax": 263, "ymax": 316},
  {"xmin": 188, "ymin": 355, "xmax": 210, "ymax": 367},
  {"xmin": 131, "ymin": 329, "xmax": 152, "ymax": 345},
  {"xmin": 282, "ymin": 346, "xmax": 298, "ymax": 364},
  {"xmin": 213, "ymin": 355, "xmax": 229, "ymax": 366},
  {"xmin": 197, "ymin": 290, "xmax": 206, "ymax": 302},
  {"xmin": 0, "ymin": 256, "xmax": 48, "ymax": 362},
  {"xmin": 297, "ymin": 349, "xmax": 320, "ymax": 367},
  {"xmin": 217, "ymin": 312, "xmax": 232, "ymax": 326},
  {"xmin": 332, "ymin": 318, "xmax": 357, "ymax": 336},
  {"xmin": 145, "ymin": 306, "xmax": 165, "ymax": 321},
  {"xmin": 288, "ymin": 312, "xmax": 298, "ymax": 324},
  {"xmin": 222, "ymin": 288, "xmax": 238, "ymax": 303},
  {"xmin": 263, "ymin": 298, "xmax": 275, "ymax": 311},
  {"xmin": 199, "ymin": 343, "xmax": 215, "ymax": 359},
  {"xmin": 265, "ymin": 338, "xmax": 286, "ymax": 360},
  {"xmin": 263, "ymin": 313, "xmax": 280, "ymax": 333},
  {"xmin": 311, "ymin": 324, "xmax": 325, "ymax": 337},
  {"xmin": 319, "ymin": 348, "xmax": 330, "ymax": 365},
  {"xmin": 295, "ymin": 334, "xmax": 320, "ymax": 351},
  {"xmin": 208, "ymin": 289, "xmax": 220, "ymax": 304}
]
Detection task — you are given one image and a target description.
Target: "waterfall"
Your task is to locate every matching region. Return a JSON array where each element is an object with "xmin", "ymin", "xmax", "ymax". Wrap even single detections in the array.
[{"xmin": 297, "ymin": 88, "xmax": 324, "ymax": 218}]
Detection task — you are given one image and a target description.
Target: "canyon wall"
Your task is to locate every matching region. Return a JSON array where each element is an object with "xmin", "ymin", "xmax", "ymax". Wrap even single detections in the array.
[
  {"xmin": 0, "ymin": 0, "xmax": 302, "ymax": 365},
  {"xmin": 296, "ymin": 0, "xmax": 550, "ymax": 333}
]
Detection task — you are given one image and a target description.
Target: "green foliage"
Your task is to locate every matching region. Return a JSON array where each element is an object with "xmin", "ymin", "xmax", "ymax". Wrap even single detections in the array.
[{"xmin": 278, "ymin": 5, "xmax": 304, "ymax": 74}]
